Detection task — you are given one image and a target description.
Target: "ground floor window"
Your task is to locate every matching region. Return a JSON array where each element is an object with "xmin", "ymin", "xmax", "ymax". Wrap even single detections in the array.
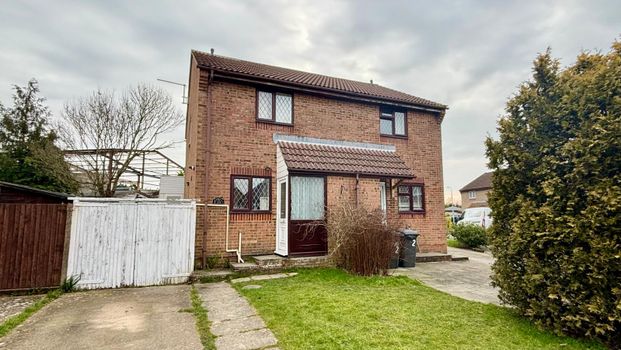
[
  {"xmin": 231, "ymin": 176, "xmax": 271, "ymax": 212},
  {"xmin": 398, "ymin": 183, "xmax": 424, "ymax": 213}
]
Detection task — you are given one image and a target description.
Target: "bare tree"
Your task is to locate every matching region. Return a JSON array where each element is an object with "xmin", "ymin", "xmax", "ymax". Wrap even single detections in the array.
[{"xmin": 61, "ymin": 84, "xmax": 183, "ymax": 197}]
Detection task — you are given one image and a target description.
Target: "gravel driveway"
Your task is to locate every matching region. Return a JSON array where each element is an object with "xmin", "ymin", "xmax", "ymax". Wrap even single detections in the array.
[{"xmin": 0, "ymin": 295, "xmax": 43, "ymax": 324}]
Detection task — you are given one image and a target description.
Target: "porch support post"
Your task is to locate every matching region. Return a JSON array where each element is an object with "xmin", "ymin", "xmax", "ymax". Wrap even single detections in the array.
[{"xmin": 355, "ymin": 173, "xmax": 360, "ymax": 207}]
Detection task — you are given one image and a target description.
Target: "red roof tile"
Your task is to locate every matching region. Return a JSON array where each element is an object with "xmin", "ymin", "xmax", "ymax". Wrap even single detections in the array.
[
  {"xmin": 192, "ymin": 51, "xmax": 446, "ymax": 110},
  {"xmin": 278, "ymin": 141, "xmax": 414, "ymax": 178}
]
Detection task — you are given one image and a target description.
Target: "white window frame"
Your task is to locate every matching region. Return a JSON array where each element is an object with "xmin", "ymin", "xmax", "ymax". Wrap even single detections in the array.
[{"xmin": 468, "ymin": 191, "xmax": 476, "ymax": 199}]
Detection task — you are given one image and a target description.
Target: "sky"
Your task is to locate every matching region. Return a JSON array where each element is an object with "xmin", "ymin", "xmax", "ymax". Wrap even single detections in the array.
[{"xmin": 1, "ymin": 0, "xmax": 619, "ymax": 203}]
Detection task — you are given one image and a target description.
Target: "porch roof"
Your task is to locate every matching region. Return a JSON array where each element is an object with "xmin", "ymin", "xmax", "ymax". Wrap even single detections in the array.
[{"xmin": 278, "ymin": 141, "xmax": 415, "ymax": 178}]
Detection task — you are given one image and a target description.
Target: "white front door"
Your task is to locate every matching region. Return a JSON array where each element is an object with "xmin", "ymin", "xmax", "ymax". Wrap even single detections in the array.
[{"xmin": 275, "ymin": 177, "xmax": 288, "ymax": 256}]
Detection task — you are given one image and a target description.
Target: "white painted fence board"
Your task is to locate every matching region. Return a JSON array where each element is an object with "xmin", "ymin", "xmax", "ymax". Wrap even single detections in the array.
[{"xmin": 66, "ymin": 199, "xmax": 196, "ymax": 289}]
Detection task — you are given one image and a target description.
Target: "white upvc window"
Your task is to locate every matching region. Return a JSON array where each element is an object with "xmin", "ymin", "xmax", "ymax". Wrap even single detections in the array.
[{"xmin": 468, "ymin": 191, "xmax": 476, "ymax": 199}]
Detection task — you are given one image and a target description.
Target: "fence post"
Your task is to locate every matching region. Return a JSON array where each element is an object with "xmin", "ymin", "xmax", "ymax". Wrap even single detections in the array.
[{"xmin": 60, "ymin": 203, "xmax": 73, "ymax": 284}]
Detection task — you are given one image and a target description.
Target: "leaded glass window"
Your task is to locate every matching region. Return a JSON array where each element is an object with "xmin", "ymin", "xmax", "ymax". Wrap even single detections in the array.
[
  {"xmin": 231, "ymin": 176, "xmax": 271, "ymax": 212},
  {"xmin": 257, "ymin": 91, "xmax": 273, "ymax": 120},
  {"xmin": 256, "ymin": 90, "xmax": 293, "ymax": 124},
  {"xmin": 232, "ymin": 178, "xmax": 249, "ymax": 210},
  {"xmin": 394, "ymin": 112, "xmax": 405, "ymax": 135},
  {"xmin": 252, "ymin": 178, "xmax": 270, "ymax": 211},
  {"xmin": 380, "ymin": 117, "xmax": 393, "ymax": 135},
  {"xmin": 275, "ymin": 94, "xmax": 292, "ymax": 123}
]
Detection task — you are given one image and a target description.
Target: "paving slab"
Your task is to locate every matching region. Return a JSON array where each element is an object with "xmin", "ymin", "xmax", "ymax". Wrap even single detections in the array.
[
  {"xmin": 196, "ymin": 282, "xmax": 278, "ymax": 350},
  {"xmin": 394, "ymin": 247, "xmax": 501, "ymax": 305},
  {"xmin": 230, "ymin": 272, "xmax": 297, "ymax": 284},
  {"xmin": 0, "ymin": 295, "xmax": 43, "ymax": 324},
  {"xmin": 216, "ymin": 328, "xmax": 278, "ymax": 350},
  {"xmin": 210, "ymin": 315, "xmax": 266, "ymax": 336},
  {"xmin": 0, "ymin": 285, "xmax": 201, "ymax": 350}
]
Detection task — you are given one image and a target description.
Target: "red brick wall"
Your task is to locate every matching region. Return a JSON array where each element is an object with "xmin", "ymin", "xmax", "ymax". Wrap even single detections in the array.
[
  {"xmin": 327, "ymin": 177, "xmax": 382, "ymax": 209},
  {"xmin": 185, "ymin": 73, "xmax": 447, "ymax": 260}
]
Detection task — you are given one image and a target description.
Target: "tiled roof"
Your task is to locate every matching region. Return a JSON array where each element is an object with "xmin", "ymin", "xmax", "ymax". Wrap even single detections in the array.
[
  {"xmin": 192, "ymin": 50, "xmax": 446, "ymax": 110},
  {"xmin": 278, "ymin": 141, "xmax": 415, "ymax": 178},
  {"xmin": 460, "ymin": 172, "xmax": 493, "ymax": 192}
]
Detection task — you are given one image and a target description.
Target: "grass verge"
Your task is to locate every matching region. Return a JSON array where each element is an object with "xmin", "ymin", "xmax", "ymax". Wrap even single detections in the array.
[
  {"xmin": 190, "ymin": 286, "xmax": 216, "ymax": 350},
  {"xmin": 0, "ymin": 289, "xmax": 62, "ymax": 338},
  {"xmin": 447, "ymin": 238, "xmax": 467, "ymax": 248},
  {"xmin": 236, "ymin": 268, "xmax": 603, "ymax": 350}
]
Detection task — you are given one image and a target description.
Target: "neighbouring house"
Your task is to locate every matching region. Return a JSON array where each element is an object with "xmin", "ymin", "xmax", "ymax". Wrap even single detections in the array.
[
  {"xmin": 184, "ymin": 51, "xmax": 448, "ymax": 262},
  {"xmin": 459, "ymin": 172, "xmax": 493, "ymax": 208}
]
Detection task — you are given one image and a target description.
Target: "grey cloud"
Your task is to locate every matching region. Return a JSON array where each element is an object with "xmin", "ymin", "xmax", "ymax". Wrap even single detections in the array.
[{"xmin": 1, "ymin": 0, "xmax": 619, "ymax": 201}]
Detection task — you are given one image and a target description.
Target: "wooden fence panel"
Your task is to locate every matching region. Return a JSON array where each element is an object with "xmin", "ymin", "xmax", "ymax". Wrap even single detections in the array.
[
  {"xmin": 0, "ymin": 204, "xmax": 68, "ymax": 291},
  {"xmin": 66, "ymin": 199, "xmax": 196, "ymax": 289}
]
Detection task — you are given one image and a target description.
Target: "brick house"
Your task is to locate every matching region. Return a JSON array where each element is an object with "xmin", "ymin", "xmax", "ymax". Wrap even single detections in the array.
[
  {"xmin": 184, "ymin": 50, "xmax": 448, "ymax": 264},
  {"xmin": 459, "ymin": 172, "xmax": 493, "ymax": 208}
]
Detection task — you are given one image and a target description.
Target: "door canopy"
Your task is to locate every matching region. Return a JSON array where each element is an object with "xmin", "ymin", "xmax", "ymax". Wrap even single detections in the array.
[{"xmin": 277, "ymin": 139, "xmax": 415, "ymax": 178}]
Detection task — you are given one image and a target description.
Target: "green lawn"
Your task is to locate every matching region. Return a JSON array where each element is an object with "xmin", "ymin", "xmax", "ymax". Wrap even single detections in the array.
[
  {"xmin": 447, "ymin": 238, "xmax": 466, "ymax": 248},
  {"xmin": 235, "ymin": 269, "xmax": 602, "ymax": 350}
]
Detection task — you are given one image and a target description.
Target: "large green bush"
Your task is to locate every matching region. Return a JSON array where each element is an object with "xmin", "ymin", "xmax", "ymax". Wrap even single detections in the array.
[
  {"xmin": 485, "ymin": 41, "xmax": 621, "ymax": 348},
  {"xmin": 451, "ymin": 224, "xmax": 487, "ymax": 248}
]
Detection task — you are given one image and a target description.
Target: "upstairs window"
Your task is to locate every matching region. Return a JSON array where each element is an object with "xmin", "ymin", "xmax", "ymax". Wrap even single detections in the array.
[
  {"xmin": 257, "ymin": 90, "xmax": 293, "ymax": 124},
  {"xmin": 468, "ymin": 191, "xmax": 476, "ymax": 199},
  {"xmin": 398, "ymin": 184, "xmax": 424, "ymax": 213},
  {"xmin": 231, "ymin": 176, "xmax": 271, "ymax": 212},
  {"xmin": 380, "ymin": 106, "xmax": 407, "ymax": 137}
]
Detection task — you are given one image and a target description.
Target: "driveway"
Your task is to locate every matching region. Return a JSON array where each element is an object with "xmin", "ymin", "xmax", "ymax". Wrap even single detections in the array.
[
  {"xmin": 0, "ymin": 285, "xmax": 201, "ymax": 350},
  {"xmin": 395, "ymin": 247, "xmax": 501, "ymax": 305}
]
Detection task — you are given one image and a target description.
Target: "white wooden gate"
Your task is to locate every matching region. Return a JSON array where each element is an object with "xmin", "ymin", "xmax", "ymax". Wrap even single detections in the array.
[{"xmin": 66, "ymin": 198, "xmax": 196, "ymax": 289}]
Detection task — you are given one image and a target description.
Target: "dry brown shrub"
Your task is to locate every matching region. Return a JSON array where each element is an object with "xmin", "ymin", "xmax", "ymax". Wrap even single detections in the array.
[{"xmin": 325, "ymin": 202, "xmax": 401, "ymax": 276}]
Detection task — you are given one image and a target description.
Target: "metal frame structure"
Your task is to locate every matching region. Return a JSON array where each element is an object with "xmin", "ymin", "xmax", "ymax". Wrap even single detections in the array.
[{"xmin": 64, "ymin": 149, "xmax": 184, "ymax": 192}]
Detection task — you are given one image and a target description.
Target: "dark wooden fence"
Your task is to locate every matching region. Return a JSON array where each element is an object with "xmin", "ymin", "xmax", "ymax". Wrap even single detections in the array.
[{"xmin": 0, "ymin": 203, "xmax": 68, "ymax": 291}]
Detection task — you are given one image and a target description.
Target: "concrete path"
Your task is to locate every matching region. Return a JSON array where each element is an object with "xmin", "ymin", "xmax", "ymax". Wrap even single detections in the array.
[
  {"xmin": 0, "ymin": 285, "xmax": 201, "ymax": 350},
  {"xmin": 0, "ymin": 295, "xmax": 42, "ymax": 324},
  {"xmin": 196, "ymin": 282, "xmax": 279, "ymax": 350},
  {"xmin": 395, "ymin": 247, "xmax": 501, "ymax": 305}
]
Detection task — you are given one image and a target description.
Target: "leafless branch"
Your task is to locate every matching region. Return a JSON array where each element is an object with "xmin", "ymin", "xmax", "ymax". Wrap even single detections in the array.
[{"xmin": 61, "ymin": 84, "xmax": 183, "ymax": 196}]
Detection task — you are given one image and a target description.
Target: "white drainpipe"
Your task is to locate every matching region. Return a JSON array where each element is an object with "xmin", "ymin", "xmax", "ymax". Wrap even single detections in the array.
[{"xmin": 204, "ymin": 204, "xmax": 244, "ymax": 264}]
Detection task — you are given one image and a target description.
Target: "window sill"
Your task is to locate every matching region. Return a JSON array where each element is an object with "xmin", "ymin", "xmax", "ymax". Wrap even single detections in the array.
[
  {"xmin": 231, "ymin": 210, "xmax": 272, "ymax": 214},
  {"xmin": 256, "ymin": 119, "xmax": 293, "ymax": 127},
  {"xmin": 399, "ymin": 210, "xmax": 425, "ymax": 215},
  {"xmin": 380, "ymin": 134, "xmax": 408, "ymax": 140}
]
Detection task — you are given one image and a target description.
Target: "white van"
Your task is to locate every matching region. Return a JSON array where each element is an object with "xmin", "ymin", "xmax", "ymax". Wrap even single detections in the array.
[{"xmin": 459, "ymin": 207, "xmax": 493, "ymax": 229}]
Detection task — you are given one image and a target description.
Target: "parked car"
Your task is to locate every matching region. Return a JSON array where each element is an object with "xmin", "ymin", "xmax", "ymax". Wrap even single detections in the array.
[
  {"xmin": 459, "ymin": 207, "xmax": 492, "ymax": 229},
  {"xmin": 445, "ymin": 206, "xmax": 463, "ymax": 224}
]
